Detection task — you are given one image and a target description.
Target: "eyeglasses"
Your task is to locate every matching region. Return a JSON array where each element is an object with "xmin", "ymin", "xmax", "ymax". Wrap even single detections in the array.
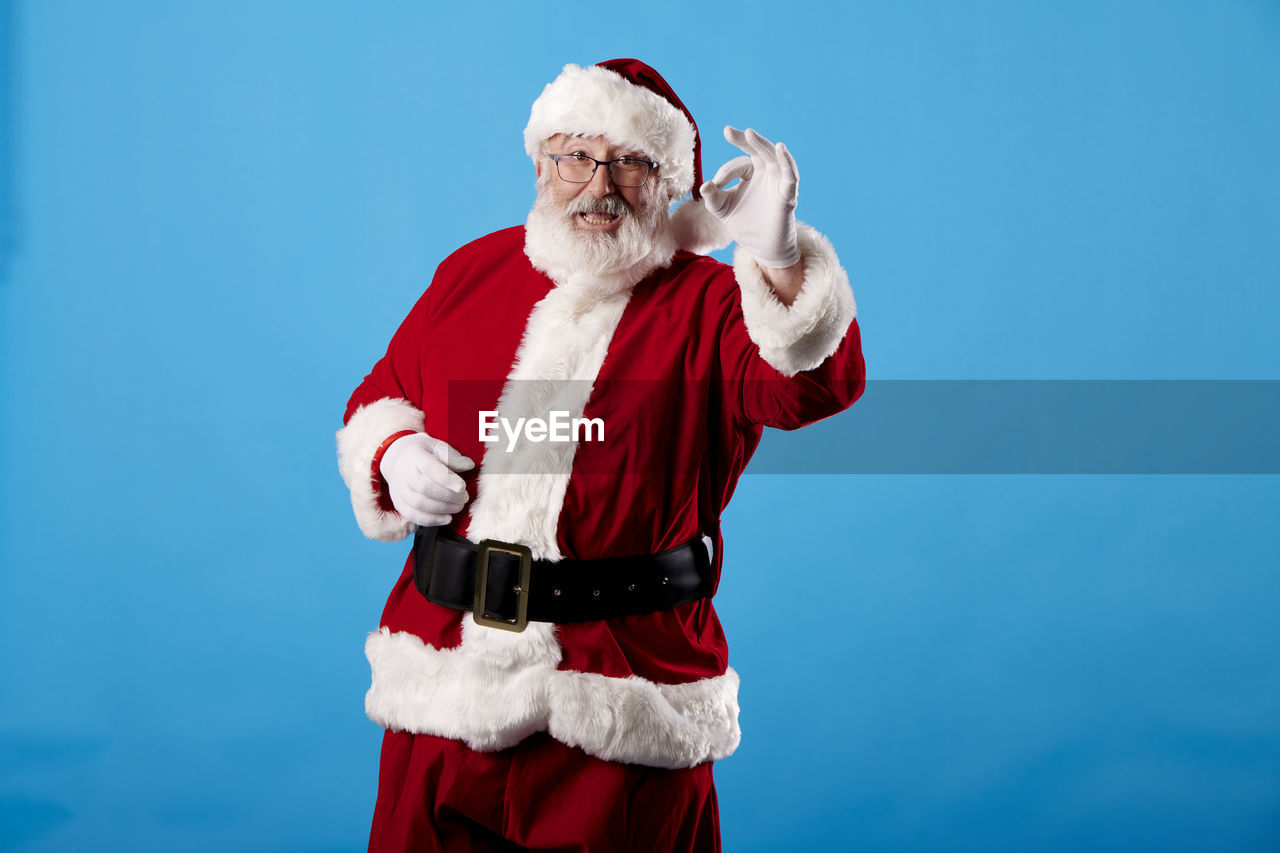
[{"xmin": 547, "ymin": 152, "xmax": 657, "ymax": 187}]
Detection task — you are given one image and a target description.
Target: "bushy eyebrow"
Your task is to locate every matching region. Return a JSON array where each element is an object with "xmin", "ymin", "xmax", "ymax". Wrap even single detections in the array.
[{"xmin": 554, "ymin": 135, "xmax": 649, "ymax": 161}]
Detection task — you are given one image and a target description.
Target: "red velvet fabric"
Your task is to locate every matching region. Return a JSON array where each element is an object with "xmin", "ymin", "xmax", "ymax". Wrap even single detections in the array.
[
  {"xmin": 369, "ymin": 730, "xmax": 720, "ymax": 853},
  {"xmin": 349, "ymin": 224, "xmax": 863, "ymax": 847},
  {"xmin": 345, "ymin": 225, "xmax": 864, "ymax": 688}
]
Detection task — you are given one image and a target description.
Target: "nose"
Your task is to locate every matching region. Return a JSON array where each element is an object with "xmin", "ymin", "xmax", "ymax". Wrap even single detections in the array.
[{"xmin": 586, "ymin": 161, "xmax": 615, "ymax": 196}]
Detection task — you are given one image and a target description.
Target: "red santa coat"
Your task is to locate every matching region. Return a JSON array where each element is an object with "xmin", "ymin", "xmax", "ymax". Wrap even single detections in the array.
[{"xmin": 337, "ymin": 220, "xmax": 863, "ymax": 769}]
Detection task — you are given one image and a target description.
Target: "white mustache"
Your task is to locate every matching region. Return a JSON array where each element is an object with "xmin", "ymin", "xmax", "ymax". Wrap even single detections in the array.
[{"xmin": 567, "ymin": 195, "xmax": 630, "ymax": 217}]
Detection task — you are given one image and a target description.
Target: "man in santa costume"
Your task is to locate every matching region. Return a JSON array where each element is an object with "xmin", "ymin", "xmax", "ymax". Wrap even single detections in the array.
[{"xmin": 336, "ymin": 59, "xmax": 865, "ymax": 851}]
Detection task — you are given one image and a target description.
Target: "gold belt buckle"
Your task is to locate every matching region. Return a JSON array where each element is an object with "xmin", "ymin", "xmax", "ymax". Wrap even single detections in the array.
[{"xmin": 473, "ymin": 539, "xmax": 532, "ymax": 632}]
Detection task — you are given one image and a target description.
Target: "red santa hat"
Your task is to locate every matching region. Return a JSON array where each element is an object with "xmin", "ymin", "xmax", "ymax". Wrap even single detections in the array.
[{"xmin": 524, "ymin": 59, "xmax": 703, "ymax": 201}]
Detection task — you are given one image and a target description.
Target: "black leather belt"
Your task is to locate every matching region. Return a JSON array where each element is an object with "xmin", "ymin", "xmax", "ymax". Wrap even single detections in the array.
[{"xmin": 412, "ymin": 526, "xmax": 713, "ymax": 632}]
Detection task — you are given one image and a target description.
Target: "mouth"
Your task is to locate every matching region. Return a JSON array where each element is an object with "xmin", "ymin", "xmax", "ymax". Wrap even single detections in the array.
[{"xmin": 576, "ymin": 210, "xmax": 622, "ymax": 230}]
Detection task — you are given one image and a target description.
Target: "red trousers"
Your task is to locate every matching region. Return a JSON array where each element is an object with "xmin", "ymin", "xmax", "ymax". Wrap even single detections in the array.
[{"xmin": 369, "ymin": 730, "xmax": 721, "ymax": 852}]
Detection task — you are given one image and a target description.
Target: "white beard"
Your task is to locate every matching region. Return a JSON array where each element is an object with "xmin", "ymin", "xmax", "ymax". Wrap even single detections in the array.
[{"xmin": 524, "ymin": 179, "xmax": 678, "ymax": 297}]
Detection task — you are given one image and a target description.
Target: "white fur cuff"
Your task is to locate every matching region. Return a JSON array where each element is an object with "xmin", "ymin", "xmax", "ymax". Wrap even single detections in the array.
[
  {"xmin": 365, "ymin": 628, "xmax": 742, "ymax": 769},
  {"xmin": 733, "ymin": 223, "xmax": 858, "ymax": 377},
  {"xmin": 335, "ymin": 397, "xmax": 425, "ymax": 542}
]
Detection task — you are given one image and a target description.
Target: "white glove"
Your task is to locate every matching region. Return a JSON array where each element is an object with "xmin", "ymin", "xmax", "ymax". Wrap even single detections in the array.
[
  {"xmin": 379, "ymin": 433, "xmax": 475, "ymax": 527},
  {"xmin": 700, "ymin": 126, "xmax": 801, "ymax": 269}
]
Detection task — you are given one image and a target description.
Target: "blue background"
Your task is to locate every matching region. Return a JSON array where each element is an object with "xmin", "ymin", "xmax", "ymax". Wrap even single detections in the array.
[{"xmin": 2, "ymin": 1, "xmax": 1278, "ymax": 851}]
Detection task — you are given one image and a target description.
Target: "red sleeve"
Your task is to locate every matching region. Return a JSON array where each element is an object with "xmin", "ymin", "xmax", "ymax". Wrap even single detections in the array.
[
  {"xmin": 711, "ymin": 225, "xmax": 866, "ymax": 430},
  {"xmin": 336, "ymin": 268, "xmax": 450, "ymax": 541},
  {"xmin": 343, "ymin": 286, "xmax": 437, "ymax": 425}
]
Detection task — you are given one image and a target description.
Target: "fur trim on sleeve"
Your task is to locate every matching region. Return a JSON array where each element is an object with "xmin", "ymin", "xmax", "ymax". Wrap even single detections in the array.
[
  {"xmin": 336, "ymin": 397, "xmax": 425, "ymax": 542},
  {"xmin": 733, "ymin": 223, "xmax": 857, "ymax": 377}
]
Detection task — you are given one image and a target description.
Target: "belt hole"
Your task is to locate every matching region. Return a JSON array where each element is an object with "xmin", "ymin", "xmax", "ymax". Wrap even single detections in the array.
[
  {"xmin": 553, "ymin": 588, "xmax": 562, "ymax": 597},
  {"xmin": 512, "ymin": 585, "xmax": 523, "ymax": 595},
  {"xmin": 592, "ymin": 589, "xmax": 601, "ymax": 598}
]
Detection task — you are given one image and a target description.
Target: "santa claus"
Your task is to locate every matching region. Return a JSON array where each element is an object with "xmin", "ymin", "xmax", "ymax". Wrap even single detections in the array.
[{"xmin": 336, "ymin": 58, "xmax": 865, "ymax": 852}]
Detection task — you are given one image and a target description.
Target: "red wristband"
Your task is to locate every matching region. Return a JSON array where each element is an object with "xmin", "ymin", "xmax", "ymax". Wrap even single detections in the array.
[{"xmin": 371, "ymin": 430, "xmax": 418, "ymax": 513}]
